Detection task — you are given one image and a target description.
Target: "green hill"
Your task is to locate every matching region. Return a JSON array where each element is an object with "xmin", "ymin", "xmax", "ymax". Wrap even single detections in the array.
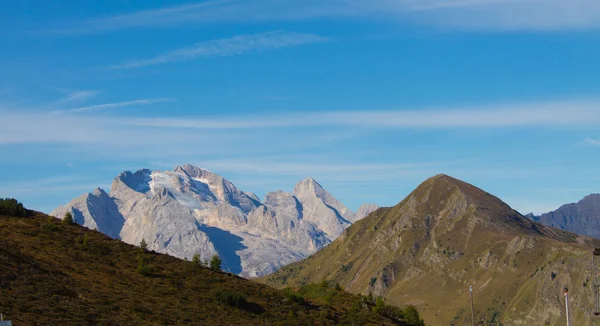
[
  {"xmin": 262, "ymin": 175, "xmax": 600, "ymax": 325},
  {"xmin": 0, "ymin": 206, "xmax": 414, "ymax": 325}
]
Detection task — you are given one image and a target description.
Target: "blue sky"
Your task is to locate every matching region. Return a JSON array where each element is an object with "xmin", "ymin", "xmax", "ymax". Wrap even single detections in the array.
[{"xmin": 1, "ymin": 0, "xmax": 599, "ymax": 215}]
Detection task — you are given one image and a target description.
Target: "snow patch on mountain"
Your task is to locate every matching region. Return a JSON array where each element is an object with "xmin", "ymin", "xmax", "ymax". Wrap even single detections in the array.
[{"xmin": 51, "ymin": 165, "xmax": 374, "ymax": 277}]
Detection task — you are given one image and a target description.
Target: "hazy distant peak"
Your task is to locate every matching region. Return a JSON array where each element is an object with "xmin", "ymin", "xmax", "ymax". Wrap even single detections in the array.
[{"xmin": 356, "ymin": 203, "xmax": 380, "ymax": 221}]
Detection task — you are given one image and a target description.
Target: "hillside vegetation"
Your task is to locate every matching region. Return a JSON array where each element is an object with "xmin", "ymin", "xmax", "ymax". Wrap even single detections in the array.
[
  {"xmin": 262, "ymin": 175, "xmax": 600, "ymax": 325},
  {"xmin": 0, "ymin": 205, "xmax": 418, "ymax": 325}
]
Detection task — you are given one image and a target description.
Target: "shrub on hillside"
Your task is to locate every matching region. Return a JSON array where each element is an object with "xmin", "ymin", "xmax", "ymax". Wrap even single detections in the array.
[
  {"xmin": 139, "ymin": 239, "xmax": 148, "ymax": 251},
  {"xmin": 403, "ymin": 305, "xmax": 425, "ymax": 326},
  {"xmin": 0, "ymin": 198, "xmax": 28, "ymax": 217},
  {"xmin": 192, "ymin": 254, "xmax": 201, "ymax": 267},
  {"xmin": 214, "ymin": 290, "xmax": 247, "ymax": 308},
  {"xmin": 137, "ymin": 253, "xmax": 150, "ymax": 276},
  {"xmin": 210, "ymin": 254, "xmax": 222, "ymax": 271},
  {"xmin": 62, "ymin": 212, "xmax": 74, "ymax": 225}
]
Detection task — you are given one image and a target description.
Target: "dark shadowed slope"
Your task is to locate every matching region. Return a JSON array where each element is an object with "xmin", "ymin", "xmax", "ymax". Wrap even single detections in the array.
[{"xmin": 0, "ymin": 211, "xmax": 409, "ymax": 326}]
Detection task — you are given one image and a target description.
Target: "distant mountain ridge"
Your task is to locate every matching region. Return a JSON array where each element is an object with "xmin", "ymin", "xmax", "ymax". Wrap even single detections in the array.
[
  {"xmin": 51, "ymin": 164, "xmax": 377, "ymax": 277},
  {"xmin": 262, "ymin": 174, "xmax": 600, "ymax": 325},
  {"xmin": 527, "ymin": 194, "xmax": 600, "ymax": 239}
]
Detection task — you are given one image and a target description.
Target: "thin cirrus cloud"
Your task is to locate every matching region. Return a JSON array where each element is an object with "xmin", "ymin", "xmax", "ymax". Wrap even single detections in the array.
[
  {"xmin": 52, "ymin": 98, "xmax": 174, "ymax": 114},
  {"xmin": 2, "ymin": 98, "xmax": 600, "ymax": 146},
  {"xmin": 124, "ymin": 99, "xmax": 600, "ymax": 130},
  {"xmin": 63, "ymin": 90, "xmax": 100, "ymax": 102},
  {"xmin": 44, "ymin": 0, "xmax": 600, "ymax": 35},
  {"xmin": 109, "ymin": 31, "xmax": 329, "ymax": 69}
]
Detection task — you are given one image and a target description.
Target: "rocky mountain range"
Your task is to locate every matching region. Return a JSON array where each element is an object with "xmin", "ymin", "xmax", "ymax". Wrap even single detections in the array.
[
  {"xmin": 51, "ymin": 164, "xmax": 379, "ymax": 277},
  {"xmin": 263, "ymin": 174, "xmax": 600, "ymax": 325},
  {"xmin": 527, "ymin": 194, "xmax": 600, "ymax": 239}
]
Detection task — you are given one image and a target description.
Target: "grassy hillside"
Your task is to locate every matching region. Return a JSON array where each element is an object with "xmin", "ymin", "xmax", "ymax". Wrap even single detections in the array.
[
  {"xmin": 0, "ymin": 209, "xmax": 414, "ymax": 325},
  {"xmin": 262, "ymin": 175, "xmax": 600, "ymax": 325}
]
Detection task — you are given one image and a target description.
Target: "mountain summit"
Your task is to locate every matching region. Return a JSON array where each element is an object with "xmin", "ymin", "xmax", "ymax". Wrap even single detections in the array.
[
  {"xmin": 293, "ymin": 177, "xmax": 355, "ymax": 238},
  {"xmin": 52, "ymin": 165, "xmax": 371, "ymax": 277},
  {"xmin": 263, "ymin": 174, "xmax": 599, "ymax": 325}
]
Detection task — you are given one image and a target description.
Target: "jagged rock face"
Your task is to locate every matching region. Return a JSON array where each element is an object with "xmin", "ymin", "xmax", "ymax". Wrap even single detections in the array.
[
  {"xmin": 263, "ymin": 174, "xmax": 600, "ymax": 326},
  {"xmin": 293, "ymin": 177, "xmax": 354, "ymax": 239},
  {"xmin": 529, "ymin": 194, "xmax": 600, "ymax": 239},
  {"xmin": 51, "ymin": 188, "xmax": 124, "ymax": 239},
  {"xmin": 51, "ymin": 165, "xmax": 364, "ymax": 277},
  {"xmin": 355, "ymin": 203, "xmax": 380, "ymax": 221}
]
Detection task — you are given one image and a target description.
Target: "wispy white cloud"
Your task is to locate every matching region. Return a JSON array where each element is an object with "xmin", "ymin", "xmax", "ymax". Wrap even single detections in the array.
[
  {"xmin": 585, "ymin": 137, "xmax": 600, "ymax": 146},
  {"xmin": 124, "ymin": 99, "xmax": 600, "ymax": 129},
  {"xmin": 63, "ymin": 90, "xmax": 101, "ymax": 102},
  {"xmin": 49, "ymin": 87, "xmax": 101, "ymax": 103},
  {"xmin": 110, "ymin": 31, "xmax": 328, "ymax": 69},
  {"xmin": 55, "ymin": 98, "xmax": 174, "ymax": 113},
  {"xmin": 2, "ymin": 98, "xmax": 600, "ymax": 146},
  {"xmin": 0, "ymin": 176, "xmax": 100, "ymax": 195},
  {"xmin": 44, "ymin": 0, "xmax": 600, "ymax": 34}
]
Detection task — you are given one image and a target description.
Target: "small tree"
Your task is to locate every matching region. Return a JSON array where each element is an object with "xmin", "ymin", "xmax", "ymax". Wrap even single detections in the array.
[
  {"xmin": 210, "ymin": 254, "xmax": 222, "ymax": 271},
  {"xmin": 0, "ymin": 198, "xmax": 27, "ymax": 217},
  {"xmin": 140, "ymin": 239, "xmax": 148, "ymax": 251},
  {"xmin": 137, "ymin": 253, "xmax": 150, "ymax": 276},
  {"xmin": 62, "ymin": 212, "xmax": 74, "ymax": 225},
  {"xmin": 192, "ymin": 254, "xmax": 201, "ymax": 267},
  {"xmin": 373, "ymin": 296, "xmax": 385, "ymax": 314},
  {"xmin": 402, "ymin": 305, "xmax": 424, "ymax": 326},
  {"xmin": 137, "ymin": 239, "xmax": 150, "ymax": 276}
]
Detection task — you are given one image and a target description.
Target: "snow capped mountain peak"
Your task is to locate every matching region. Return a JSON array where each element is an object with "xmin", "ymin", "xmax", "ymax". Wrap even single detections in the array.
[{"xmin": 52, "ymin": 165, "xmax": 377, "ymax": 277}]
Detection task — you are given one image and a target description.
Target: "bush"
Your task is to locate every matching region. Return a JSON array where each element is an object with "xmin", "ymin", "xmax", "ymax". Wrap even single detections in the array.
[
  {"xmin": 192, "ymin": 254, "xmax": 201, "ymax": 267},
  {"xmin": 139, "ymin": 239, "xmax": 148, "ymax": 251},
  {"xmin": 62, "ymin": 212, "xmax": 74, "ymax": 225},
  {"xmin": 373, "ymin": 296, "xmax": 385, "ymax": 314},
  {"xmin": 210, "ymin": 254, "xmax": 222, "ymax": 271},
  {"xmin": 214, "ymin": 291, "xmax": 247, "ymax": 308},
  {"xmin": 403, "ymin": 305, "xmax": 425, "ymax": 326},
  {"xmin": 0, "ymin": 198, "xmax": 27, "ymax": 217},
  {"xmin": 283, "ymin": 288, "xmax": 305, "ymax": 305},
  {"xmin": 137, "ymin": 253, "xmax": 150, "ymax": 276}
]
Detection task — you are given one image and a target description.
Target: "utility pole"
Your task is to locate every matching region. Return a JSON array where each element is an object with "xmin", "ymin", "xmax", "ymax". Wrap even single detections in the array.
[
  {"xmin": 469, "ymin": 285, "xmax": 475, "ymax": 326},
  {"xmin": 564, "ymin": 287, "xmax": 570, "ymax": 326}
]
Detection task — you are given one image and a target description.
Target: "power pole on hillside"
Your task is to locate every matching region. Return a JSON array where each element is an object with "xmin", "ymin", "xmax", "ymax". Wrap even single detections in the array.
[
  {"xmin": 469, "ymin": 285, "xmax": 475, "ymax": 326},
  {"xmin": 593, "ymin": 248, "xmax": 600, "ymax": 316},
  {"xmin": 564, "ymin": 287, "xmax": 570, "ymax": 326}
]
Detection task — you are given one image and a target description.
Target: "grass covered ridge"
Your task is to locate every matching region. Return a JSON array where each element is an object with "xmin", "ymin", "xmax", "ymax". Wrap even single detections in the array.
[{"xmin": 0, "ymin": 211, "xmax": 413, "ymax": 325}]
